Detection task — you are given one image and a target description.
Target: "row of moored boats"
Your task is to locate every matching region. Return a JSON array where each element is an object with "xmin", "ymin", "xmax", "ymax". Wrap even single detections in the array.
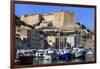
[{"xmin": 16, "ymin": 46, "xmax": 93, "ymax": 61}]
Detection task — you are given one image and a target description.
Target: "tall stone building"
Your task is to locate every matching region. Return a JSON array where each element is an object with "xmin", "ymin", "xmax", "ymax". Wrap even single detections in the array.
[{"xmin": 53, "ymin": 11, "xmax": 76, "ymax": 28}]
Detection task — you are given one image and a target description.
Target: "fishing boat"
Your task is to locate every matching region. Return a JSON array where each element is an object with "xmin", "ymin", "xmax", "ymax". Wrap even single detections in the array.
[
  {"xmin": 71, "ymin": 24, "xmax": 86, "ymax": 59},
  {"xmin": 58, "ymin": 47, "xmax": 72, "ymax": 61},
  {"xmin": 86, "ymin": 48, "xmax": 93, "ymax": 55},
  {"xmin": 35, "ymin": 49, "xmax": 45, "ymax": 59},
  {"xmin": 15, "ymin": 49, "xmax": 34, "ymax": 64},
  {"xmin": 71, "ymin": 47, "xmax": 86, "ymax": 58},
  {"xmin": 43, "ymin": 47, "xmax": 58, "ymax": 60},
  {"xmin": 56, "ymin": 28, "xmax": 72, "ymax": 61},
  {"xmin": 16, "ymin": 49, "xmax": 34, "ymax": 58}
]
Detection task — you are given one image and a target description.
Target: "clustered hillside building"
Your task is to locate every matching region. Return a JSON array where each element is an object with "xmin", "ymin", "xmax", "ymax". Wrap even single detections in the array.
[
  {"xmin": 15, "ymin": 10, "xmax": 93, "ymax": 49},
  {"xmin": 15, "ymin": 16, "xmax": 47, "ymax": 49}
]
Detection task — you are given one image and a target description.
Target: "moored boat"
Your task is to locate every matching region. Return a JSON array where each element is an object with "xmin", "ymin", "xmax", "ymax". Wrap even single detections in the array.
[
  {"xmin": 43, "ymin": 47, "xmax": 58, "ymax": 60},
  {"xmin": 58, "ymin": 47, "xmax": 72, "ymax": 61},
  {"xmin": 71, "ymin": 47, "xmax": 86, "ymax": 59},
  {"xmin": 35, "ymin": 49, "xmax": 45, "ymax": 59},
  {"xmin": 86, "ymin": 48, "xmax": 93, "ymax": 55}
]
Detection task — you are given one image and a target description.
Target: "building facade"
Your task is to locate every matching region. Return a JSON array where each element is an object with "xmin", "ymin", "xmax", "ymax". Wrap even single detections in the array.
[
  {"xmin": 16, "ymin": 11, "xmax": 83, "ymax": 49},
  {"xmin": 29, "ymin": 29, "xmax": 46, "ymax": 49}
]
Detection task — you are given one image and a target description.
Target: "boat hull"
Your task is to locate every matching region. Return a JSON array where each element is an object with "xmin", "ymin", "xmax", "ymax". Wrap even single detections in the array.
[
  {"xmin": 73, "ymin": 51, "xmax": 86, "ymax": 59},
  {"xmin": 58, "ymin": 53, "xmax": 72, "ymax": 61},
  {"xmin": 44, "ymin": 53, "xmax": 58, "ymax": 60}
]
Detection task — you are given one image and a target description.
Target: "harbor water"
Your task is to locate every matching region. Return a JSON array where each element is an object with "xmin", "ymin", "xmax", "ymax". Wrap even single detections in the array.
[{"xmin": 32, "ymin": 54, "xmax": 94, "ymax": 64}]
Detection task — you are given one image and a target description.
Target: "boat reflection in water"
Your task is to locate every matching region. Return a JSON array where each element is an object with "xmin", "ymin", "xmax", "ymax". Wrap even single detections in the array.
[{"xmin": 32, "ymin": 54, "xmax": 94, "ymax": 64}]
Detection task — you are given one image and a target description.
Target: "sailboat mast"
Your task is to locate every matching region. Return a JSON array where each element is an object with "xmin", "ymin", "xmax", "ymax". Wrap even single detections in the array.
[
  {"xmin": 80, "ymin": 23, "xmax": 82, "ymax": 47},
  {"xmin": 59, "ymin": 28, "xmax": 60, "ymax": 50},
  {"xmin": 89, "ymin": 31, "xmax": 92, "ymax": 48}
]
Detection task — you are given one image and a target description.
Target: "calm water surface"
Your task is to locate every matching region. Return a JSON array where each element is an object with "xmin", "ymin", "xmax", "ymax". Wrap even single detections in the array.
[{"xmin": 32, "ymin": 54, "xmax": 94, "ymax": 64}]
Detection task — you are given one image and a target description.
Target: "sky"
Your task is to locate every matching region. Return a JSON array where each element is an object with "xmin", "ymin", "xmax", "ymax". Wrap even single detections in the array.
[{"xmin": 15, "ymin": 4, "xmax": 95, "ymax": 31}]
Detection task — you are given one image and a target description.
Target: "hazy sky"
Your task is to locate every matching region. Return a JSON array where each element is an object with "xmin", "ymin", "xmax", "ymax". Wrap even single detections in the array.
[{"xmin": 15, "ymin": 3, "xmax": 95, "ymax": 30}]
